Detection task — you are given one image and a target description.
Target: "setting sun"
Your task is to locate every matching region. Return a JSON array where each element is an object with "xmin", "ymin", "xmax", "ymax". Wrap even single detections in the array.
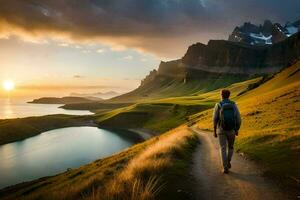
[{"xmin": 3, "ymin": 80, "xmax": 15, "ymax": 91}]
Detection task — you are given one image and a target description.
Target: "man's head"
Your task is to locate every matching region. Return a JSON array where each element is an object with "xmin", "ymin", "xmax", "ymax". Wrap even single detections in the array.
[{"xmin": 221, "ymin": 89, "xmax": 230, "ymax": 99}]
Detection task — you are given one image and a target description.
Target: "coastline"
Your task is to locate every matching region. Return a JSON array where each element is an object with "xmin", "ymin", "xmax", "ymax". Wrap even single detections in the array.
[
  {"xmin": 0, "ymin": 115, "xmax": 97, "ymax": 145},
  {"xmin": 0, "ymin": 126, "xmax": 156, "ymax": 192},
  {"xmin": 0, "ymin": 111, "xmax": 157, "ymax": 146}
]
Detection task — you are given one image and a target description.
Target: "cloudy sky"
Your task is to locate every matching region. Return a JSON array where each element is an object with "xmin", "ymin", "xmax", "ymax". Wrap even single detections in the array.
[{"xmin": 0, "ymin": 0, "xmax": 299, "ymax": 97}]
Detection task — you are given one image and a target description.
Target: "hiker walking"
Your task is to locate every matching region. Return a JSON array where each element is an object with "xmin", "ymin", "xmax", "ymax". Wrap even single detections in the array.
[{"xmin": 213, "ymin": 89, "xmax": 241, "ymax": 173}]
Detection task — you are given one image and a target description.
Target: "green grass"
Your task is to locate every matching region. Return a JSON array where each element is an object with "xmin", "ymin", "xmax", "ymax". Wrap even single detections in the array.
[
  {"xmin": 93, "ymin": 76, "xmax": 262, "ymax": 133},
  {"xmin": 235, "ymin": 134, "xmax": 300, "ymax": 174},
  {"xmin": 95, "ymin": 102, "xmax": 212, "ymax": 133},
  {"xmin": 108, "ymin": 73, "xmax": 256, "ymax": 103},
  {"xmin": 0, "ymin": 114, "xmax": 94, "ymax": 145}
]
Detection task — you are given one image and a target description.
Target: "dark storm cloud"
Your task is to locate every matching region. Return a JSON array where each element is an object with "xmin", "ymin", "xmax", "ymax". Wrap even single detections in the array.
[{"xmin": 0, "ymin": 0, "xmax": 299, "ymax": 57}]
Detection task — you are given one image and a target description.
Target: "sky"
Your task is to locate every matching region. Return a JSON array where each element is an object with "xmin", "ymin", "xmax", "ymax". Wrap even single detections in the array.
[{"xmin": 0, "ymin": 0, "xmax": 299, "ymax": 98}]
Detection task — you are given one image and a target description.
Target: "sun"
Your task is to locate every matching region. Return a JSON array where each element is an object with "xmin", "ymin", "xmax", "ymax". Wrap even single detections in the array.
[{"xmin": 3, "ymin": 80, "xmax": 15, "ymax": 91}]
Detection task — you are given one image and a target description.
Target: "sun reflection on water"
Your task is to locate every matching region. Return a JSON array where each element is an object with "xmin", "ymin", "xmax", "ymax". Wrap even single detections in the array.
[{"xmin": 3, "ymin": 98, "xmax": 14, "ymax": 119}]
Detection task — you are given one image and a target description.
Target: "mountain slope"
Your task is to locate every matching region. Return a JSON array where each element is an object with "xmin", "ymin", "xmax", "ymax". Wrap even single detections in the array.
[
  {"xmin": 110, "ymin": 73, "xmax": 252, "ymax": 103},
  {"xmin": 110, "ymin": 32, "xmax": 300, "ymax": 103}
]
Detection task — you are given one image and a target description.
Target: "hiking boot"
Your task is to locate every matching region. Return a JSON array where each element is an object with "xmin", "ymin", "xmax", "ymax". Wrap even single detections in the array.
[
  {"xmin": 223, "ymin": 167, "xmax": 229, "ymax": 174},
  {"xmin": 227, "ymin": 161, "xmax": 231, "ymax": 169}
]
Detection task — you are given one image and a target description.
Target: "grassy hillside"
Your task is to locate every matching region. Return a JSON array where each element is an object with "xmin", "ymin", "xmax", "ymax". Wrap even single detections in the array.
[
  {"xmin": 153, "ymin": 77, "xmax": 262, "ymax": 105},
  {"xmin": 109, "ymin": 74, "xmax": 255, "ymax": 103},
  {"xmin": 95, "ymin": 103, "xmax": 211, "ymax": 133},
  {"xmin": 90, "ymin": 76, "xmax": 262, "ymax": 134},
  {"xmin": 0, "ymin": 126, "xmax": 198, "ymax": 200},
  {"xmin": 194, "ymin": 61, "xmax": 300, "ymax": 187}
]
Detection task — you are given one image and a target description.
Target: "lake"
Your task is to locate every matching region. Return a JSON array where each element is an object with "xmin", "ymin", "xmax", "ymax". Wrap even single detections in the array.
[
  {"xmin": 0, "ymin": 127, "xmax": 136, "ymax": 189},
  {"xmin": 0, "ymin": 98, "xmax": 93, "ymax": 119}
]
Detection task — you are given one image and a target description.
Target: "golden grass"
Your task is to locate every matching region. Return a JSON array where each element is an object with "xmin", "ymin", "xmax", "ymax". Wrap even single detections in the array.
[
  {"xmin": 89, "ymin": 126, "xmax": 197, "ymax": 200},
  {"xmin": 196, "ymin": 62, "xmax": 300, "ymax": 136},
  {"xmin": 196, "ymin": 82, "xmax": 300, "ymax": 136}
]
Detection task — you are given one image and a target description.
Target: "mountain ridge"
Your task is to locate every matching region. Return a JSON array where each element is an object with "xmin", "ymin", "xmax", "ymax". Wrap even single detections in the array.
[{"xmin": 228, "ymin": 19, "xmax": 300, "ymax": 45}]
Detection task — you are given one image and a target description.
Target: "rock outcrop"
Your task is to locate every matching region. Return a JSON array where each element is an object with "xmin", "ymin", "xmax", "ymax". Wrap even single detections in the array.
[
  {"xmin": 140, "ymin": 32, "xmax": 300, "ymax": 86},
  {"xmin": 228, "ymin": 19, "xmax": 299, "ymax": 45}
]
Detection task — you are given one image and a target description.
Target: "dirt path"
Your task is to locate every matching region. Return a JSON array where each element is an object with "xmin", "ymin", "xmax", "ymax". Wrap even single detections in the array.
[{"xmin": 190, "ymin": 127, "xmax": 290, "ymax": 200}]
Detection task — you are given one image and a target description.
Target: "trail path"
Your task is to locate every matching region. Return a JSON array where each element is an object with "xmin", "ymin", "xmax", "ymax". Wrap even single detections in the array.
[{"xmin": 190, "ymin": 127, "xmax": 290, "ymax": 200}]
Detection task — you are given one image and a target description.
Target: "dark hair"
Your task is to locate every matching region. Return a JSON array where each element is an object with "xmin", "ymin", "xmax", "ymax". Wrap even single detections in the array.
[{"xmin": 221, "ymin": 89, "xmax": 230, "ymax": 99}]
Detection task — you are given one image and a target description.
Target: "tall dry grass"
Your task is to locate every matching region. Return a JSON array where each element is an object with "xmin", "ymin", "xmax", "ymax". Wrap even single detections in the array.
[{"xmin": 86, "ymin": 126, "xmax": 197, "ymax": 200}]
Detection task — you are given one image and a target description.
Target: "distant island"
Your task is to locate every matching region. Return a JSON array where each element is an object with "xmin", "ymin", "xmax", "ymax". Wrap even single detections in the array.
[{"xmin": 28, "ymin": 96, "xmax": 101, "ymax": 104}]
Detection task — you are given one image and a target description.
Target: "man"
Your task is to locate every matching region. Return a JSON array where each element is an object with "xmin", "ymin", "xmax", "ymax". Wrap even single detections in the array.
[{"xmin": 213, "ymin": 89, "xmax": 241, "ymax": 174}]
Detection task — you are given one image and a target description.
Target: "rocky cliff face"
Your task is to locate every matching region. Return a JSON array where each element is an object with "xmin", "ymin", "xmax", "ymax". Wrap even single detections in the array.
[
  {"xmin": 183, "ymin": 32, "xmax": 300, "ymax": 72},
  {"xmin": 140, "ymin": 69, "xmax": 158, "ymax": 86},
  {"xmin": 140, "ymin": 32, "xmax": 300, "ymax": 86}
]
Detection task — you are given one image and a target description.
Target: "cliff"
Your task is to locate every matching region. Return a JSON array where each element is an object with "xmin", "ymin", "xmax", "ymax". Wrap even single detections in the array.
[{"xmin": 141, "ymin": 32, "xmax": 300, "ymax": 85}]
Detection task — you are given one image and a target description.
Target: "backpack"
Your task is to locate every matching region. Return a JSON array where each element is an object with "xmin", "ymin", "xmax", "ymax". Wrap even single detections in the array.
[{"xmin": 219, "ymin": 101, "xmax": 236, "ymax": 131}]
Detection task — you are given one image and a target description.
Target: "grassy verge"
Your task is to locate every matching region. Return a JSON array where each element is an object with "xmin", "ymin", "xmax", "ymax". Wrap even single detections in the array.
[
  {"xmin": 0, "ymin": 126, "xmax": 199, "ymax": 200},
  {"xmin": 99, "ymin": 126, "xmax": 199, "ymax": 200},
  {"xmin": 0, "ymin": 114, "xmax": 94, "ymax": 145}
]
